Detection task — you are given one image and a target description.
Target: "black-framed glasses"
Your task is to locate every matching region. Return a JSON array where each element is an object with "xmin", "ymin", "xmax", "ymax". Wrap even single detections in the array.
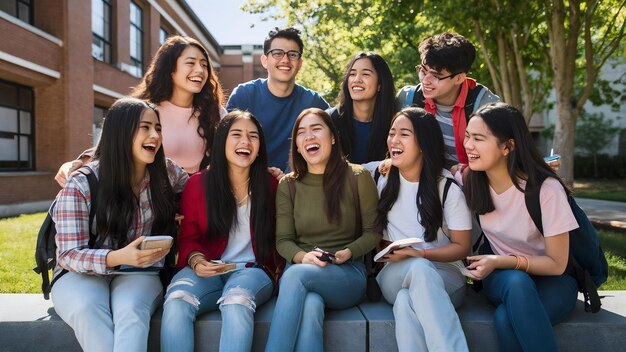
[
  {"xmin": 266, "ymin": 49, "xmax": 302, "ymax": 61},
  {"xmin": 415, "ymin": 64, "xmax": 459, "ymax": 82}
]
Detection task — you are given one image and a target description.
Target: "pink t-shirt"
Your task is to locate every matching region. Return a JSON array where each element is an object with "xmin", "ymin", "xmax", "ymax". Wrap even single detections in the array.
[
  {"xmin": 482, "ymin": 178, "xmax": 578, "ymax": 256},
  {"xmin": 158, "ymin": 101, "xmax": 226, "ymax": 173},
  {"xmin": 455, "ymin": 174, "xmax": 579, "ymax": 256}
]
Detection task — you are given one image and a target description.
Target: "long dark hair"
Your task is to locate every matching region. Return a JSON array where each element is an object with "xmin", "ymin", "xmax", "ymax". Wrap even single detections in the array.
[
  {"xmin": 290, "ymin": 108, "xmax": 348, "ymax": 224},
  {"xmin": 375, "ymin": 108, "xmax": 446, "ymax": 242},
  {"xmin": 336, "ymin": 52, "xmax": 396, "ymax": 162},
  {"xmin": 203, "ymin": 110, "xmax": 273, "ymax": 263},
  {"xmin": 463, "ymin": 102, "xmax": 571, "ymax": 215},
  {"xmin": 131, "ymin": 35, "xmax": 224, "ymax": 169},
  {"xmin": 94, "ymin": 97, "xmax": 176, "ymax": 249}
]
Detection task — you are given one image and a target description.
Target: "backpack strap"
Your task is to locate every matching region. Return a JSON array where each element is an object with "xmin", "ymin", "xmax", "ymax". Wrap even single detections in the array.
[
  {"xmin": 374, "ymin": 167, "xmax": 381, "ymax": 184},
  {"xmin": 410, "ymin": 84, "xmax": 423, "ymax": 107},
  {"xmin": 79, "ymin": 169, "xmax": 99, "ymax": 247},
  {"xmin": 524, "ymin": 177, "xmax": 546, "ymax": 235},
  {"xmin": 463, "ymin": 84, "xmax": 485, "ymax": 122},
  {"xmin": 437, "ymin": 177, "xmax": 454, "ymax": 238}
]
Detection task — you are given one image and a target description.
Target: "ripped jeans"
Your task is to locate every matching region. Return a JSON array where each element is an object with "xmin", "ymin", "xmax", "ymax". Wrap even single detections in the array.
[{"xmin": 160, "ymin": 266, "xmax": 273, "ymax": 352}]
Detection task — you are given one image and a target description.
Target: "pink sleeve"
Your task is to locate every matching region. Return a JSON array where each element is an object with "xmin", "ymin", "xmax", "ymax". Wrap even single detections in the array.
[{"xmin": 539, "ymin": 178, "xmax": 579, "ymax": 237}]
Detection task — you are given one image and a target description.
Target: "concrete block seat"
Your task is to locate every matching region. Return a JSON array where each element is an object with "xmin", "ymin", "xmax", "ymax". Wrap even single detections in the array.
[
  {"xmin": 359, "ymin": 289, "xmax": 626, "ymax": 352},
  {"xmin": 1, "ymin": 290, "xmax": 625, "ymax": 351}
]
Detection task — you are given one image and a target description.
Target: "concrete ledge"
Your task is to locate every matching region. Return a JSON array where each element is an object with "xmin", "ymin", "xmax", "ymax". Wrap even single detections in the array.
[{"xmin": 1, "ymin": 291, "xmax": 625, "ymax": 351}]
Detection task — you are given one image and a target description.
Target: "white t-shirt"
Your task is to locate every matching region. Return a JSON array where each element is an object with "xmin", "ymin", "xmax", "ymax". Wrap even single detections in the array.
[
  {"xmin": 376, "ymin": 170, "xmax": 472, "ymax": 250},
  {"xmin": 220, "ymin": 203, "xmax": 256, "ymax": 263},
  {"xmin": 476, "ymin": 178, "xmax": 579, "ymax": 257}
]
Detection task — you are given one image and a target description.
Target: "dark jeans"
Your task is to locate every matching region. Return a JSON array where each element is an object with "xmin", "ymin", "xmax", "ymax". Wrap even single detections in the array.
[{"xmin": 483, "ymin": 269, "xmax": 577, "ymax": 351}]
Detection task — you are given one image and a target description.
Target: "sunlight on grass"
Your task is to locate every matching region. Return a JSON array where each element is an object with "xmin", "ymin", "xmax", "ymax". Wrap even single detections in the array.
[{"xmin": 0, "ymin": 213, "xmax": 46, "ymax": 293}]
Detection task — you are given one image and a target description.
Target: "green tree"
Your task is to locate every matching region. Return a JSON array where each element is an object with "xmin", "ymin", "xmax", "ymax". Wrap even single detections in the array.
[
  {"xmin": 575, "ymin": 112, "xmax": 620, "ymax": 177},
  {"xmin": 245, "ymin": 0, "xmax": 626, "ymax": 184}
]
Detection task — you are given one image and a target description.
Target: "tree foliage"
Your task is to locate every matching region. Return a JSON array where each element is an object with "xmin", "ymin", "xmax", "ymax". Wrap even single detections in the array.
[{"xmin": 244, "ymin": 0, "xmax": 626, "ymax": 183}]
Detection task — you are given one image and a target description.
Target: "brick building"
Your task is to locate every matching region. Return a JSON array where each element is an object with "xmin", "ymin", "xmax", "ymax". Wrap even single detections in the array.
[{"xmin": 0, "ymin": 0, "xmax": 265, "ymax": 217}]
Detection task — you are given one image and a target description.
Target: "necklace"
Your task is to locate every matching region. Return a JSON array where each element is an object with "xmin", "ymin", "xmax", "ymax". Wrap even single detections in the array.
[
  {"xmin": 232, "ymin": 177, "xmax": 250, "ymax": 206},
  {"xmin": 236, "ymin": 193, "xmax": 250, "ymax": 206}
]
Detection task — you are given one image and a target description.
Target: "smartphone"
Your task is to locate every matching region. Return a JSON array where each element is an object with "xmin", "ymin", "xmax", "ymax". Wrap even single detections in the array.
[
  {"xmin": 543, "ymin": 154, "xmax": 561, "ymax": 163},
  {"xmin": 140, "ymin": 235, "xmax": 173, "ymax": 250},
  {"xmin": 313, "ymin": 247, "xmax": 336, "ymax": 263},
  {"xmin": 210, "ymin": 260, "xmax": 237, "ymax": 272}
]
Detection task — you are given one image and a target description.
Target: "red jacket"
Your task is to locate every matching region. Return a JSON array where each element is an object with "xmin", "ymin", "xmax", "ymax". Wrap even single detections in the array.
[{"xmin": 176, "ymin": 171, "xmax": 282, "ymax": 277}]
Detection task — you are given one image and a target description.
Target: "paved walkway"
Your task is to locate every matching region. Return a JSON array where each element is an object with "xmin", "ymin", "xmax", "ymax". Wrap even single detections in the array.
[{"xmin": 576, "ymin": 198, "xmax": 626, "ymax": 231}]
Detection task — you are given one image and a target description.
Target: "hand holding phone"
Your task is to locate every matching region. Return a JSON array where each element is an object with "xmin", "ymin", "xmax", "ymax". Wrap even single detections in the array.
[
  {"xmin": 140, "ymin": 235, "xmax": 173, "ymax": 250},
  {"xmin": 313, "ymin": 247, "xmax": 336, "ymax": 263}
]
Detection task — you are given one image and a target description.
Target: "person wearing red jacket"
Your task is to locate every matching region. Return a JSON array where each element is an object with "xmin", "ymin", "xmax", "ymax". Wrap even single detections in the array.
[{"xmin": 160, "ymin": 110, "xmax": 282, "ymax": 352}]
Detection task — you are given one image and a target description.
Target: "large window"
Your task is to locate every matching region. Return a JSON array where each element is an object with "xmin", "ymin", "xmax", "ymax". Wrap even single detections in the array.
[
  {"xmin": 129, "ymin": 1, "xmax": 143, "ymax": 77},
  {"xmin": 92, "ymin": 0, "xmax": 112, "ymax": 63},
  {"xmin": 0, "ymin": 0, "xmax": 33, "ymax": 24},
  {"xmin": 0, "ymin": 80, "xmax": 34, "ymax": 171},
  {"xmin": 93, "ymin": 106, "xmax": 107, "ymax": 147},
  {"xmin": 159, "ymin": 27, "xmax": 169, "ymax": 45}
]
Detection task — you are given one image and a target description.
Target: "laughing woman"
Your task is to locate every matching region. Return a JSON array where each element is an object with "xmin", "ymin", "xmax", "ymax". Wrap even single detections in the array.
[
  {"xmin": 51, "ymin": 97, "xmax": 188, "ymax": 352},
  {"xmin": 461, "ymin": 103, "xmax": 578, "ymax": 351},
  {"xmin": 160, "ymin": 110, "xmax": 280, "ymax": 352},
  {"xmin": 375, "ymin": 108, "xmax": 472, "ymax": 351},
  {"xmin": 265, "ymin": 108, "xmax": 381, "ymax": 352},
  {"xmin": 328, "ymin": 52, "xmax": 396, "ymax": 164}
]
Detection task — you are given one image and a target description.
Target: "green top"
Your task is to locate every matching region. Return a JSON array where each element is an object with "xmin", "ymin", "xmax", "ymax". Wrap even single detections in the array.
[{"xmin": 275, "ymin": 163, "xmax": 381, "ymax": 263}]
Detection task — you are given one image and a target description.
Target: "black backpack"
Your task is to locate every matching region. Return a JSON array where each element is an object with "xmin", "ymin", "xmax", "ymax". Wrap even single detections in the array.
[
  {"xmin": 33, "ymin": 169, "xmax": 98, "ymax": 299},
  {"xmin": 525, "ymin": 177, "xmax": 609, "ymax": 313},
  {"xmin": 404, "ymin": 83, "xmax": 486, "ymax": 122}
]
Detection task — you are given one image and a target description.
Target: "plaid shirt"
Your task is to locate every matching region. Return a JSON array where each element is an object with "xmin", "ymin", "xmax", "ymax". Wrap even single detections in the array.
[{"xmin": 52, "ymin": 159, "xmax": 188, "ymax": 277}]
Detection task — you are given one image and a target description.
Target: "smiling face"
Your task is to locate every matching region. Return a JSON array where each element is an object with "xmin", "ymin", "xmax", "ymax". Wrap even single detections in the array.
[
  {"xmin": 418, "ymin": 62, "xmax": 465, "ymax": 106},
  {"xmin": 348, "ymin": 58, "xmax": 379, "ymax": 103},
  {"xmin": 295, "ymin": 113, "xmax": 335, "ymax": 174},
  {"xmin": 225, "ymin": 117, "xmax": 260, "ymax": 171},
  {"xmin": 261, "ymin": 37, "xmax": 302, "ymax": 85},
  {"xmin": 132, "ymin": 108, "xmax": 162, "ymax": 171},
  {"xmin": 464, "ymin": 116, "xmax": 510, "ymax": 172},
  {"xmin": 171, "ymin": 45, "xmax": 208, "ymax": 98},
  {"xmin": 387, "ymin": 114, "xmax": 422, "ymax": 179}
]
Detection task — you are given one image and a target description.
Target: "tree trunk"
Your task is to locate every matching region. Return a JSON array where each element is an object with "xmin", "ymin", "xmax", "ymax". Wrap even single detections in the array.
[{"xmin": 552, "ymin": 100, "xmax": 577, "ymax": 185}]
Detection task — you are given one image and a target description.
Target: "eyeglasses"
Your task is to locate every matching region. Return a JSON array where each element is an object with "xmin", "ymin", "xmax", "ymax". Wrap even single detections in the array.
[
  {"xmin": 266, "ymin": 49, "xmax": 302, "ymax": 61},
  {"xmin": 415, "ymin": 64, "xmax": 459, "ymax": 83}
]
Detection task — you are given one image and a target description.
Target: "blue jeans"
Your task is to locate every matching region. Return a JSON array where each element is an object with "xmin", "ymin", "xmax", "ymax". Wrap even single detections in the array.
[
  {"xmin": 377, "ymin": 258, "xmax": 468, "ymax": 352},
  {"xmin": 265, "ymin": 261, "xmax": 367, "ymax": 352},
  {"xmin": 160, "ymin": 266, "xmax": 273, "ymax": 352},
  {"xmin": 482, "ymin": 269, "xmax": 578, "ymax": 352},
  {"xmin": 51, "ymin": 272, "xmax": 163, "ymax": 352}
]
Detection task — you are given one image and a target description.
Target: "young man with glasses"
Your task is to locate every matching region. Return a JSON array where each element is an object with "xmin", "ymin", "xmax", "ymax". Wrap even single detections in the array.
[
  {"xmin": 227, "ymin": 27, "xmax": 329, "ymax": 170},
  {"xmin": 396, "ymin": 32, "xmax": 499, "ymax": 168}
]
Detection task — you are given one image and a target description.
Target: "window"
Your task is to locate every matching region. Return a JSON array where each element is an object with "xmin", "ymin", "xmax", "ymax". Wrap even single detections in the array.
[
  {"xmin": 160, "ymin": 27, "xmax": 169, "ymax": 45},
  {"xmin": 129, "ymin": 2, "xmax": 144, "ymax": 77},
  {"xmin": 0, "ymin": 0, "xmax": 33, "ymax": 24},
  {"xmin": 0, "ymin": 79, "xmax": 34, "ymax": 171},
  {"xmin": 93, "ymin": 106, "xmax": 107, "ymax": 147},
  {"xmin": 92, "ymin": 0, "xmax": 112, "ymax": 63}
]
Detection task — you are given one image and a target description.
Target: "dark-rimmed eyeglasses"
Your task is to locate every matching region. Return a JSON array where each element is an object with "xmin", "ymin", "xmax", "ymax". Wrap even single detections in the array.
[
  {"xmin": 266, "ymin": 49, "xmax": 302, "ymax": 61},
  {"xmin": 415, "ymin": 64, "xmax": 459, "ymax": 83}
]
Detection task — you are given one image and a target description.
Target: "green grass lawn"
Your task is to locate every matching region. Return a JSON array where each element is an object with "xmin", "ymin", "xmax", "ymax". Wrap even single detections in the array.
[
  {"xmin": 0, "ymin": 212, "xmax": 44, "ymax": 293},
  {"xmin": 1, "ymin": 212, "xmax": 624, "ymax": 293},
  {"xmin": 574, "ymin": 178, "xmax": 626, "ymax": 203}
]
